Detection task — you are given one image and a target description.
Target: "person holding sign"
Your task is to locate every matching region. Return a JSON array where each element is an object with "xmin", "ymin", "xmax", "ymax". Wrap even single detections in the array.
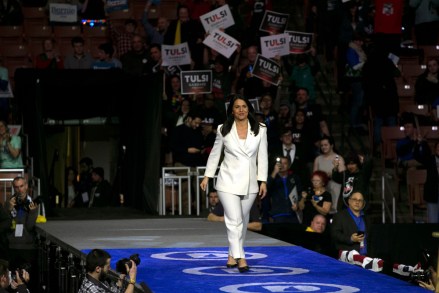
[{"xmin": 200, "ymin": 94, "xmax": 268, "ymax": 273}]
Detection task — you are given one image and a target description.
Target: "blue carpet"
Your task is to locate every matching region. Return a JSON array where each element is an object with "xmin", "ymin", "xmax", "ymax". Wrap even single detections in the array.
[{"xmin": 83, "ymin": 246, "xmax": 427, "ymax": 292}]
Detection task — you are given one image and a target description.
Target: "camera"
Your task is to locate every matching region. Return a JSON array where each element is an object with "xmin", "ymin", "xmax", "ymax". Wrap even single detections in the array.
[
  {"xmin": 11, "ymin": 263, "xmax": 31, "ymax": 282},
  {"xmin": 116, "ymin": 253, "xmax": 141, "ymax": 274},
  {"xmin": 409, "ymin": 269, "xmax": 431, "ymax": 283},
  {"xmin": 15, "ymin": 195, "xmax": 43, "ymax": 211}
]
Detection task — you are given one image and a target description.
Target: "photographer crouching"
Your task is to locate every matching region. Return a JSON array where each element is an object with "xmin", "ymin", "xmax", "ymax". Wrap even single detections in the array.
[
  {"xmin": 78, "ymin": 249, "xmax": 137, "ymax": 293},
  {"xmin": 4, "ymin": 177, "xmax": 40, "ymax": 292},
  {"xmin": 0, "ymin": 259, "xmax": 30, "ymax": 293}
]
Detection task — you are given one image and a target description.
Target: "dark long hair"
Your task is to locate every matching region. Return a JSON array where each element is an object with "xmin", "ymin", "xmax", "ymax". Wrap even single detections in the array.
[{"xmin": 220, "ymin": 94, "xmax": 263, "ymax": 136}]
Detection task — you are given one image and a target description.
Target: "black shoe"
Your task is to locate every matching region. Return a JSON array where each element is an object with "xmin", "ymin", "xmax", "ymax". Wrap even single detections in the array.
[
  {"xmin": 238, "ymin": 265, "xmax": 250, "ymax": 273},
  {"xmin": 236, "ymin": 258, "xmax": 250, "ymax": 273},
  {"xmin": 226, "ymin": 263, "xmax": 238, "ymax": 268}
]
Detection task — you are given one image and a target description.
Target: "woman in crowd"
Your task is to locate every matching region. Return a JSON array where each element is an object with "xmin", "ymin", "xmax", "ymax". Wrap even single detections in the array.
[
  {"xmin": 298, "ymin": 170, "xmax": 332, "ymax": 226},
  {"xmin": 313, "ymin": 135, "xmax": 345, "ymax": 214}
]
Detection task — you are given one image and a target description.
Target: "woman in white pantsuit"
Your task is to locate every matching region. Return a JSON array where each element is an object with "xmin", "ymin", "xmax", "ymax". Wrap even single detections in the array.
[{"xmin": 200, "ymin": 95, "xmax": 268, "ymax": 273}]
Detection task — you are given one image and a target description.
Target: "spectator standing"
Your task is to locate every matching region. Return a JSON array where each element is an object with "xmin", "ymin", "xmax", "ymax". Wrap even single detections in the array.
[
  {"xmin": 313, "ymin": 135, "xmax": 345, "ymax": 214},
  {"xmin": 92, "ymin": 42, "xmax": 122, "ymax": 69},
  {"xmin": 234, "ymin": 45, "xmax": 264, "ymax": 99},
  {"xmin": 363, "ymin": 44, "xmax": 399, "ymax": 153},
  {"xmin": 259, "ymin": 93, "xmax": 279, "ymax": 152},
  {"xmin": 396, "ymin": 113, "xmax": 431, "ymax": 172},
  {"xmin": 120, "ymin": 34, "xmax": 152, "ymax": 77},
  {"xmin": 410, "ymin": 0, "xmax": 439, "ymax": 46},
  {"xmin": 415, "ymin": 58, "xmax": 439, "ymax": 107},
  {"xmin": 142, "ymin": 1, "xmax": 169, "ymax": 45},
  {"xmin": 267, "ymin": 156, "xmax": 303, "ymax": 223},
  {"xmin": 88, "ymin": 167, "xmax": 112, "ymax": 208},
  {"xmin": 298, "ymin": 170, "xmax": 332, "ymax": 226},
  {"xmin": 289, "ymin": 54, "xmax": 317, "ymax": 104},
  {"xmin": 64, "ymin": 166, "xmax": 79, "ymax": 208},
  {"xmin": 163, "ymin": 5, "xmax": 204, "ymax": 69},
  {"xmin": 34, "ymin": 38, "xmax": 64, "ymax": 69},
  {"xmin": 0, "ymin": 120, "xmax": 23, "ymax": 169},
  {"xmin": 75, "ymin": 157, "xmax": 94, "ymax": 207},
  {"xmin": 4, "ymin": 177, "xmax": 39, "ymax": 292},
  {"xmin": 110, "ymin": 19, "xmax": 137, "ymax": 58},
  {"xmin": 294, "ymin": 87, "xmax": 331, "ymax": 147},
  {"xmin": 332, "ymin": 151, "xmax": 372, "ymax": 212},
  {"xmin": 345, "ymin": 33, "xmax": 367, "ymax": 133},
  {"xmin": 290, "ymin": 108, "xmax": 319, "ymax": 175},
  {"xmin": 64, "ymin": 36, "xmax": 95, "ymax": 69}
]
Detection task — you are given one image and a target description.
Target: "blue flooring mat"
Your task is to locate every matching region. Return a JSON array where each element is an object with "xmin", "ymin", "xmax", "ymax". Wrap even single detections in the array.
[{"xmin": 83, "ymin": 246, "xmax": 427, "ymax": 292}]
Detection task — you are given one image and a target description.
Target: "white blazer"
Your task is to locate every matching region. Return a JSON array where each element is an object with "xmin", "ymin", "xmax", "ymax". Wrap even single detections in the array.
[{"xmin": 204, "ymin": 122, "xmax": 268, "ymax": 195}]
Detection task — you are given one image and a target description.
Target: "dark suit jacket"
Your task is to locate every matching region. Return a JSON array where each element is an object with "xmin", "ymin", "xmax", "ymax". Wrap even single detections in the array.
[
  {"xmin": 331, "ymin": 208, "xmax": 372, "ymax": 253},
  {"xmin": 269, "ymin": 144, "xmax": 310, "ymax": 188}
]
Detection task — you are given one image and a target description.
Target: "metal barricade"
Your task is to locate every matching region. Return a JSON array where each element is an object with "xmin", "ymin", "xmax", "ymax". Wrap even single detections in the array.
[
  {"xmin": 195, "ymin": 166, "xmax": 218, "ymax": 216},
  {"xmin": 0, "ymin": 168, "xmax": 25, "ymax": 203},
  {"xmin": 159, "ymin": 167, "xmax": 219, "ymax": 216},
  {"xmin": 160, "ymin": 167, "xmax": 191, "ymax": 215}
]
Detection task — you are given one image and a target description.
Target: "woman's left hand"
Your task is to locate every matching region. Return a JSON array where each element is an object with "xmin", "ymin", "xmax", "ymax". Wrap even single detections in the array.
[{"xmin": 259, "ymin": 182, "xmax": 267, "ymax": 199}]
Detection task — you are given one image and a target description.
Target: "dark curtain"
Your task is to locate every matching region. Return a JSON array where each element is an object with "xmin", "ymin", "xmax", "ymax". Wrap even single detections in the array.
[{"xmin": 14, "ymin": 69, "xmax": 161, "ymax": 215}]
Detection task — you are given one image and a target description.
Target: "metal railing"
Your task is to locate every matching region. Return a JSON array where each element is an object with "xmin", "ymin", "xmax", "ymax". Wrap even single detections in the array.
[
  {"xmin": 0, "ymin": 168, "xmax": 25, "ymax": 203},
  {"xmin": 381, "ymin": 172, "xmax": 397, "ymax": 223},
  {"xmin": 159, "ymin": 166, "xmax": 218, "ymax": 216}
]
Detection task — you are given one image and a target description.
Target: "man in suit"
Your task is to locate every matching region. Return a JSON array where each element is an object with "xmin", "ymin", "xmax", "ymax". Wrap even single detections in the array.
[
  {"xmin": 332, "ymin": 191, "xmax": 383, "ymax": 272},
  {"xmin": 270, "ymin": 128, "xmax": 309, "ymax": 188}
]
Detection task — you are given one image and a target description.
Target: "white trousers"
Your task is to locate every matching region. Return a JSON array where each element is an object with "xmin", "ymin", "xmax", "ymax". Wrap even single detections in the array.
[{"xmin": 217, "ymin": 191, "xmax": 257, "ymax": 259}]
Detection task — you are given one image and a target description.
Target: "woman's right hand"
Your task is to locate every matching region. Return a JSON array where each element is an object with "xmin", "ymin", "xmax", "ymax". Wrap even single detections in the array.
[{"xmin": 200, "ymin": 177, "xmax": 209, "ymax": 191}]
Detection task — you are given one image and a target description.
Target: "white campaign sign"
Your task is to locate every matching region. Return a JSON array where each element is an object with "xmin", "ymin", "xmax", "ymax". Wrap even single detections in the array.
[
  {"xmin": 200, "ymin": 4, "xmax": 235, "ymax": 32},
  {"xmin": 203, "ymin": 29, "xmax": 240, "ymax": 59},
  {"xmin": 260, "ymin": 33, "xmax": 290, "ymax": 58},
  {"xmin": 161, "ymin": 43, "xmax": 192, "ymax": 66},
  {"xmin": 49, "ymin": 3, "xmax": 77, "ymax": 23}
]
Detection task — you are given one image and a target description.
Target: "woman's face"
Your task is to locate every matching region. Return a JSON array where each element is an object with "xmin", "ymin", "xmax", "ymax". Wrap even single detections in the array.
[
  {"xmin": 312, "ymin": 175, "xmax": 323, "ymax": 188},
  {"xmin": 232, "ymin": 98, "xmax": 249, "ymax": 121},
  {"xmin": 320, "ymin": 139, "xmax": 332, "ymax": 154}
]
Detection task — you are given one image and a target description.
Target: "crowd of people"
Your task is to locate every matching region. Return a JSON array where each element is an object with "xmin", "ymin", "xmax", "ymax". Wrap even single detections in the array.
[{"xmin": 0, "ymin": 0, "xmax": 439, "ymax": 291}]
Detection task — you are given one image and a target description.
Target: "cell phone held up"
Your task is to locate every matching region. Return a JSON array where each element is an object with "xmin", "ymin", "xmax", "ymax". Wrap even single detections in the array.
[{"xmin": 357, "ymin": 231, "xmax": 364, "ymax": 236}]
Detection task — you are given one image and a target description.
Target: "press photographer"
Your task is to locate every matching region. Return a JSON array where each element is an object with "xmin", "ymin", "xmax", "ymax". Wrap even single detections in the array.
[
  {"xmin": 4, "ymin": 177, "xmax": 39, "ymax": 292},
  {"xmin": 78, "ymin": 249, "xmax": 137, "ymax": 293},
  {"xmin": 414, "ymin": 250, "xmax": 438, "ymax": 291},
  {"xmin": 0, "ymin": 259, "xmax": 29, "ymax": 293}
]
